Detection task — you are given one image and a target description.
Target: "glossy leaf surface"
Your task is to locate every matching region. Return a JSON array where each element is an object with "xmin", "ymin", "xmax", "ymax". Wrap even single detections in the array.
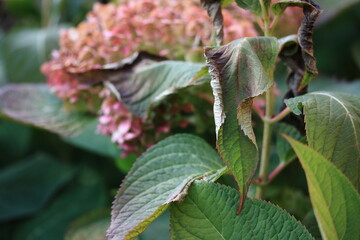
[
  {"xmin": 0, "ymin": 84, "xmax": 93, "ymax": 137},
  {"xmin": 285, "ymin": 92, "xmax": 360, "ymax": 191},
  {"xmin": 205, "ymin": 37, "xmax": 279, "ymax": 211},
  {"xmin": 286, "ymin": 137, "xmax": 360, "ymax": 240},
  {"xmin": 107, "ymin": 134, "xmax": 225, "ymax": 240},
  {"xmin": 171, "ymin": 181, "xmax": 313, "ymax": 240}
]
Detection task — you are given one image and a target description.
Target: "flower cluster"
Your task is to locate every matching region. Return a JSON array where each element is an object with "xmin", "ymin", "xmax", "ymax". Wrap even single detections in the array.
[{"xmin": 42, "ymin": 0, "xmax": 258, "ymax": 157}]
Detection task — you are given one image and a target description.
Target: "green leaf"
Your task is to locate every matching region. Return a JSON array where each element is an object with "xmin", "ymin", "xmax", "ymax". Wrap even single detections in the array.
[
  {"xmin": 65, "ymin": 210, "xmax": 110, "ymax": 240},
  {"xmin": 235, "ymin": 0, "xmax": 262, "ymax": 15},
  {"xmin": 315, "ymin": 0, "xmax": 359, "ymax": 21},
  {"xmin": 62, "ymin": 120, "xmax": 120, "ymax": 158},
  {"xmin": 138, "ymin": 210, "xmax": 170, "ymax": 240},
  {"xmin": 272, "ymin": 0, "xmax": 315, "ymax": 16},
  {"xmin": 221, "ymin": 0, "xmax": 235, "ymax": 6},
  {"xmin": 0, "ymin": 84, "xmax": 93, "ymax": 137},
  {"xmin": 0, "ymin": 120, "xmax": 32, "ymax": 159},
  {"xmin": 314, "ymin": 4, "xmax": 360, "ymax": 79},
  {"xmin": 285, "ymin": 92, "xmax": 360, "ymax": 191},
  {"xmin": 309, "ymin": 77, "xmax": 360, "ymax": 96},
  {"xmin": 14, "ymin": 169, "xmax": 107, "ymax": 240},
  {"xmin": 170, "ymin": 181, "xmax": 314, "ymax": 240},
  {"xmin": 265, "ymin": 186, "xmax": 312, "ymax": 220},
  {"xmin": 107, "ymin": 134, "xmax": 225, "ymax": 240},
  {"xmin": 0, "ymin": 154, "xmax": 75, "ymax": 221},
  {"xmin": 275, "ymin": 123, "xmax": 302, "ymax": 165},
  {"xmin": 115, "ymin": 155, "xmax": 137, "ymax": 173},
  {"xmin": 285, "ymin": 137, "xmax": 360, "ymax": 240},
  {"xmin": 2, "ymin": 28, "xmax": 59, "ymax": 83},
  {"xmin": 205, "ymin": 37, "xmax": 279, "ymax": 211},
  {"xmin": 303, "ymin": 211, "xmax": 322, "ymax": 240}
]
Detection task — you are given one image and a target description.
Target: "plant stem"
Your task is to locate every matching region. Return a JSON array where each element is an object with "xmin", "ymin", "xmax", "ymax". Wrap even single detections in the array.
[
  {"xmin": 256, "ymin": 83, "xmax": 275, "ymax": 199},
  {"xmin": 262, "ymin": 107, "xmax": 291, "ymax": 124},
  {"xmin": 41, "ymin": 0, "xmax": 52, "ymax": 28},
  {"xmin": 255, "ymin": 0, "xmax": 276, "ymax": 199},
  {"xmin": 267, "ymin": 162, "xmax": 286, "ymax": 183},
  {"xmin": 259, "ymin": 0, "xmax": 270, "ymax": 36}
]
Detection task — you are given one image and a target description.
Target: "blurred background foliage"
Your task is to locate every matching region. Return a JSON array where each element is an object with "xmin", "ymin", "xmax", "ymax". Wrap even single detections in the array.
[{"xmin": 0, "ymin": 0, "xmax": 359, "ymax": 239}]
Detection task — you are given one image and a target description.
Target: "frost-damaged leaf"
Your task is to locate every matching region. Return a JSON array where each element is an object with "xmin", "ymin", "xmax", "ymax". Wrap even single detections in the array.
[
  {"xmin": 285, "ymin": 92, "xmax": 360, "ymax": 191},
  {"xmin": 73, "ymin": 52, "xmax": 166, "ymax": 86},
  {"xmin": 107, "ymin": 134, "xmax": 225, "ymax": 240},
  {"xmin": 201, "ymin": 0, "xmax": 224, "ymax": 46},
  {"xmin": 275, "ymin": 1, "xmax": 322, "ymax": 90},
  {"xmin": 205, "ymin": 37, "xmax": 279, "ymax": 212},
  {"xmin": 285, "ymin": 137, "xmax": 360, "ymax": 240},
  {"xmin": 0, "ymin": 84, "xmax": 93, "ymax": 136},
  {"xmin": 235, "ymin": 0, "xmax": 262, "ymax": 15},
  {"xmin": 170, "ymin": 181, "xmax": 314, "ymax": 240},
  {"xmin": 74, "ymin": 52, "xmax": 209, "ymax": 118}
]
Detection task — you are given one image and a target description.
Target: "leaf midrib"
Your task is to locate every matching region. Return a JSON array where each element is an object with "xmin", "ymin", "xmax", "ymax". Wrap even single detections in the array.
[
  {"xmin": 187, "ymin": 194, "xmax": 226, "ymax": 240},
  {"xmin": 314, "ymin": 92, "xmax": 359, "ymax": 151}
]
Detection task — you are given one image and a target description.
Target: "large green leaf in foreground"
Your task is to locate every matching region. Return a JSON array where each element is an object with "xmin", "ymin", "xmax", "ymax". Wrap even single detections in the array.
[
  {"xmin": 286, "ymin": 137, "xmax": 360, "ymax": 240},
  {"xmin": 107, "ymin": 134, "xmax": 225, "ymax": 240},
  {"xmin": 171, "ymin": 181, "xmax": 313, "ymax": 240},
  {"xmin": 205, "ymin": 37, "xmax": 279, "ymax": 211},
  {"xmin": 0, "ymin": 84, "xmax": 93, "ymax": 136},
  {"xmin": 285, "ymin": 92, "xmax": 360, "ymax": 191}
]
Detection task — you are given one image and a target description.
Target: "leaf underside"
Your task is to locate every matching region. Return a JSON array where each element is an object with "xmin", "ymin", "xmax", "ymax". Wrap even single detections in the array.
[
  {"xmin": 235, "ymin": 0, "xmax": 262, "ymax": 15},
  {"xmin": 285, "ymin": 92, "xmax": 360, "ymax": 191},
  {"xmin": 205, "ymin": 37, "xmax": 279, "ymax": 211},
  {"xmin": 74, "ymin": 52, "xmax": 209, "ymax": 118},
  {"xmin": 171, "ymin": 181, "xmax": 314, "ymax": 240},
  {"xmin": 286, "ymin": 137, "xmax": 360, "ymax": 240},
  {"xmin": 107, "ymin": 134, "xmax": 225, "ymax": 240}
]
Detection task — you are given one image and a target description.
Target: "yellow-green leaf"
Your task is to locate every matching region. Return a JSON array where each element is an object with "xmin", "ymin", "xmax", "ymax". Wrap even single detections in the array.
[{"xmin": 285, "ymin": 137, "xmax": 360, "ymax": 240}]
